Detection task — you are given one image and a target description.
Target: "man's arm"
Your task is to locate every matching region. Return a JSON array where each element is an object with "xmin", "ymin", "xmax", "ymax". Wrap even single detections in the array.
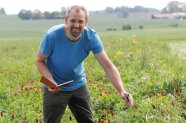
[
  {"xmin": 35, "ymin": 50, "xmax": 61, "ymax": 92},
  {"xmin": 35, "ymin": 50, "xmax": 54, "ymax": 81},
  {"xmin": 94, "ymin": 51, "xmax": 131, "ymax": 104}
]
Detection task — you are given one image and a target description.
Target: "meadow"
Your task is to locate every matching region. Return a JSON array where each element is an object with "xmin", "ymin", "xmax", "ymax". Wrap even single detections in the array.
[{"xmin": 0, "ymin": 14, "xmax": 186, "ymax": 123}]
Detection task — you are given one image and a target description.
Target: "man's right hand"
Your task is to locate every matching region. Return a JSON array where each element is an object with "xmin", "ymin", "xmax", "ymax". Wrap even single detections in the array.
[{"xmin": 48, "ymin": 87, "xmax": 61, "ymax": 93}]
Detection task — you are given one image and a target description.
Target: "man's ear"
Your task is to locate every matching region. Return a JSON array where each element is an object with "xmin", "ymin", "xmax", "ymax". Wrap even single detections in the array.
[{"xmin": 64, "ymin": 17, "xmax": 68, "ymax": 24}]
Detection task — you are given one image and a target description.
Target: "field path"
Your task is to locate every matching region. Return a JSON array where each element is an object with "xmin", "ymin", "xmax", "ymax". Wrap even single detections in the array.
[{"xmin": 169, "ymin": 42, "xmax": 186, "ymax": 59}]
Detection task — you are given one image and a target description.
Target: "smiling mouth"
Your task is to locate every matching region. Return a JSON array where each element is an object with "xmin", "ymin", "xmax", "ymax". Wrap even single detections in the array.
[{"xmin": 72, "ymin": 27, "xmax": 80, "ymax": 32}]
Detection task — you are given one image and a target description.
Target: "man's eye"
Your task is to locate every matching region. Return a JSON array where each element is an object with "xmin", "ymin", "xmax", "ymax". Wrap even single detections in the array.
[
  {"xmin": 71, "ymin": 20, "xmax": 75, "ymax": 23},
  {"xmin": 79, "ymin": 21, "xmax": 84, "ymax": 23}
]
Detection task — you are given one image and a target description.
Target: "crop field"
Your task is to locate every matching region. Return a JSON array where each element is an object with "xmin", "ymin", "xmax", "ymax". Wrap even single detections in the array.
[{"xmin": 0, "ymin": 14, "xmax": 186, "ymax": 123}]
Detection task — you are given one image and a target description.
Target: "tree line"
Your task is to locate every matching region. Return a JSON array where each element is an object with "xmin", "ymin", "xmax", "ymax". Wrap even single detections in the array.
[
  {"xmin": 104, "ymin": 5, "xmax": 158, "ymax": 18},
  {"xmin": 104, "ymin": 1, "xmax": 186, "ymax": 18},
  {"xmin": 17, "ymin": 7, "xmax": 66, "ymax": 20}
]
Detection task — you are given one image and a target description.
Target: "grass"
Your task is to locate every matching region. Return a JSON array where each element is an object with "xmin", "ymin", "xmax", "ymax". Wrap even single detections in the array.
[{"xmin": 0, "ymin": 14, "xmax": 186, "ymax": 123}]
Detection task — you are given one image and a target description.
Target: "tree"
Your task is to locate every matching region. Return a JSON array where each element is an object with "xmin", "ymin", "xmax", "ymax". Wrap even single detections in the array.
[
  {"xmin": 105, "ymin": 6, "xmax": 129, "ymax": 18},
  {"xmin": 49, "ymin": 11, "xmax": 64, "ymax": 19},
  {"xmin": 133, "ymin": 6, "xmax": 145, "ymax": 12},
  {"xmin": 162, "ymin": 1, "xmax": 186, "ymax": 13},
  {"xmin": 0, "ymin": 7, "xmax": 6, "ymax": 15},
  {"xmin": 32, "ymin": 9, "xmax": 43, "ymax": 20},
  {"xmin": 118, "ymin": 6, "xmax": 129, "ymax": 18},
  {"xmin": 18, "ymin": 9, "xmax": 32, "ymax": 20},
  {"xmin": 105, "ymin": 7, "xmax": 114, "ymax": 13},
  {"xmin": 43, "ymin": 11, "xmax": 50, "ymax": 19},
  {"xmin": 61, "ymin": 7, "xmax": 66, "ymax": 16}
]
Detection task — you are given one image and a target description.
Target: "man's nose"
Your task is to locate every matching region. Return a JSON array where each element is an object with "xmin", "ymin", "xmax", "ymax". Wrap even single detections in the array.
[{"xmin": 74, "ymin": 22, "xmax": 80, "ymax": 27}]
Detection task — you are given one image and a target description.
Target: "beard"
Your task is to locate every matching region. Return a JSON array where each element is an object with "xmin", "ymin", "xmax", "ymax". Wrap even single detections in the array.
[{"xmin": 70, "ymin": 27, "xmax": 82, "ymax": 37}]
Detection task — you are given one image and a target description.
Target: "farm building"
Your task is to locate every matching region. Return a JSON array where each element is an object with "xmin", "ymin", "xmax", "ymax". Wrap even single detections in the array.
[{"xmin": 152, "ymin": 12, "xmax": 186, "ymax": 19}]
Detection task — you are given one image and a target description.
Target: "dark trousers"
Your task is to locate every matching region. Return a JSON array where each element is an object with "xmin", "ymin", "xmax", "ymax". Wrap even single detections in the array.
[{"xmin": 43, "ymin": 84, "xmax": 94, "ymax": 123}]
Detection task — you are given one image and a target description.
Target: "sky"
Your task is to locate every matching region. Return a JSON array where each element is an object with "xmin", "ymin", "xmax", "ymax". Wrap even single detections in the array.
[{"xmin": 0, "ymin": 0, "xmax": 185, "ymax": 14}]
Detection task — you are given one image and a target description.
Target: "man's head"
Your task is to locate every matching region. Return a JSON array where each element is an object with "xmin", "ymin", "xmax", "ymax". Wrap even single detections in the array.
[
  {"xmin": 64, "ymin": 5, "xmax": 89, "ymax": 40},
  {"xmin": 65, "ymin": 5, "xmax": 89, "ymax": 22}
]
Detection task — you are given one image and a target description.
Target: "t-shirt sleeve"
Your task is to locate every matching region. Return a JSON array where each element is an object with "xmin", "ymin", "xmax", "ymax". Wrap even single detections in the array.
[
  {"xmin": 39, "ymin": 33, "xmax": 55, "ymax": 57},
  {"xmin": 91, "ymin": 32, "xmax": 104, "ymax": 54}
]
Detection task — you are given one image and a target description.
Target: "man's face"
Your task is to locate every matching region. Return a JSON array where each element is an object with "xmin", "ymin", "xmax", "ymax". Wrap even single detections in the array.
[{"xmin": 65, "ymin": 8, "xmax": 87, "ymax": 38}]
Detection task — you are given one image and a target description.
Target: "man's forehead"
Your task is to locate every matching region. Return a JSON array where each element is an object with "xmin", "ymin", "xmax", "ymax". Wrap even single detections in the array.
[
  {"xmin": 69, "ymin": 9, "xmax": 86, "ymax": 18},
  {"xmin": 70, "ymin": 8, "xmax": 85, "ymax": 14}
]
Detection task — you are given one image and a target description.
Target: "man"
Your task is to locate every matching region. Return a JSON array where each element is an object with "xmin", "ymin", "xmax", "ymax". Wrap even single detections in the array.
[{"xmin": 35, "ymin": 5, "xmax": 132, "ymax": 123}]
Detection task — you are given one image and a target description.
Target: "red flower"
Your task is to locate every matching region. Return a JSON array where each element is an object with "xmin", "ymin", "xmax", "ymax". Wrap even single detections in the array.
[
  {"xmin": 1, "ymin": 111, "xmax": 4, "ymax": 117},
  {"xmin": 11, "ymin": 114, "xmax": 15, "ymax": 119},
  {"xmin": 175, "ymin": 88, "xmax": 180, "ymax": 94},
  {"xmin": 111, "ymin": 111, "xmax": 114, "ymax": 116},
  {"xmin": 99, "ymin": 118, "xmax": 104, "ymax": 123},
  {"xmin": 36, "ymin": 118, "xmax": 39, "ymax": 123},
  {"xmin": 108, "ymin": 119, "xmax": 111, "ymax": 123}
]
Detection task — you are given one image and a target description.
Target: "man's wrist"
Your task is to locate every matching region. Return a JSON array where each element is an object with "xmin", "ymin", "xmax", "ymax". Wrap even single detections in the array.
[
  {"xmin": 120, "ymin": 90, "xmax": 127, "ymax": 95},
  {"xmin": 119, "ymin": 90, "xmax": 128, "ymax": 99}
]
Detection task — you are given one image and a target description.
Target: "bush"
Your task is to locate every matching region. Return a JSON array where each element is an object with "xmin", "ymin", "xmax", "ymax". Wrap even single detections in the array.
[
  {"xmin": 106, "ymin": 28, "xmax": 117, "ymax": 31},
  {"xmin": 122, "ymin": 24, "xmax": 132, "ymax": 30},
  {"xmin": 139, "ymin": 25, "xmax": 143, "ymax": 29}
]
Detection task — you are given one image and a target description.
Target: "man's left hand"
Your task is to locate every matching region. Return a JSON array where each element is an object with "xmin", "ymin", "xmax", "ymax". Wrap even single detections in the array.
[{"xmin": 120, "ymin": 91, "xmax": 133, "ymax": 108}]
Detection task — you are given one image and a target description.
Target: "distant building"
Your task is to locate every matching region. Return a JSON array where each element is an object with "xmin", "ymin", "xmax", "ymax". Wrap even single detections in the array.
[{"xmin": 152, "ymin": 12, "xmax": 186, "ymax": 19}]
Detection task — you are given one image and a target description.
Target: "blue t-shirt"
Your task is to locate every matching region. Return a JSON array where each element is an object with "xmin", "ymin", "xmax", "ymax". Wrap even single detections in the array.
[{"xmin": 40, "ymin": 24, "xmax": 104, "ymax": 91}]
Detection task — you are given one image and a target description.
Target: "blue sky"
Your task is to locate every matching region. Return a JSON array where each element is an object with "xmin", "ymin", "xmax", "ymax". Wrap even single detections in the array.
[{"xmin": 0, "ymin": 0, "xmax": 184, "ymax": 14}]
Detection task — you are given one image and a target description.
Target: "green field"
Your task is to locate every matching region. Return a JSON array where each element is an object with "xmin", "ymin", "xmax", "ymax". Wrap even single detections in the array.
[{"xmin": 0, "ymin": 14, "xmax": 186, "ymax": 123}]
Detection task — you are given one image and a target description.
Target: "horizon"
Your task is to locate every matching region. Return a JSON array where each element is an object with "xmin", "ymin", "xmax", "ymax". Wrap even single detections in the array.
[{"xmin": 0, "ymin": 0, "xmax": 185, "ymax": 14}]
